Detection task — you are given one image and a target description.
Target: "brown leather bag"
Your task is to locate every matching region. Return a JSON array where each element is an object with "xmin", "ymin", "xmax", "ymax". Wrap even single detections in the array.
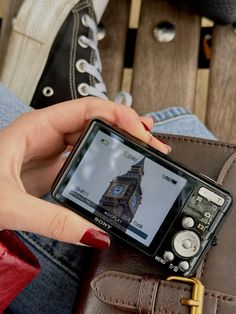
[{"xmin": 73, "ymin": 134, "xmax": 236, "ymax": 314}]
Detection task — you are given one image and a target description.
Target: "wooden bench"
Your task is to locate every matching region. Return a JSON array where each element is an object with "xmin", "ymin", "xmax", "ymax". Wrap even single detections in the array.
[
  {"xmin": 1, "ymin": 0, "xmax": 236, "ymax": 143},
  {"xmin": 99, "ymin": 0, "xmax": 236, "ymax": 143}
]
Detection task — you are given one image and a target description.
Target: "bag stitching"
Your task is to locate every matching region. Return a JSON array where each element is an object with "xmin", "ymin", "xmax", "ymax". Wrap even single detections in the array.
[
  {"xmin": 151, "ymin": 280, "xmax": 159, "ymax": 314},
  {"xmin": 216, "ymin": 298, "xmax": 220, "ymax": 313},
  {"xmin": 199, "ymin": 254, "xmax": 208, "ymax": 280},
  {"xmin": 156, "ymin": 135, "xmax": 236, "ymax": 149},
  {"xmin": 221, "ymin": 156, "xmax": 236, "ymax": 185},
  {"xmin": 155, "ymin": 305, "xmax": 180, "ymax": 314},
  {"xmin": 148, "ymin": 279, "xmax": 155, "ymax": 313},
  {"xmin": 93, "ymin": 272, "xmax": 140, "ymax": 308},
  {"xmin": 205, "ymin": 293, "xmax": 236, "ymax": 301},
  {"xmin": 137, "ymin": 278, "xmax": 145, "ymax": 312}
]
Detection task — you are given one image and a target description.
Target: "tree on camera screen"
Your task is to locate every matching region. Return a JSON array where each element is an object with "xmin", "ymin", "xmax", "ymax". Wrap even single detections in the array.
[{"xmin": 62, "ymin": 130, "xmax": 187, "ymax": 246}]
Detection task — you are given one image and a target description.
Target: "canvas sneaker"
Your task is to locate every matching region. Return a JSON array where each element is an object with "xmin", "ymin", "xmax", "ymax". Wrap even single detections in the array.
[{"xmin": 0, "ymin": 0, "xmax": 109, "ymax": 107}]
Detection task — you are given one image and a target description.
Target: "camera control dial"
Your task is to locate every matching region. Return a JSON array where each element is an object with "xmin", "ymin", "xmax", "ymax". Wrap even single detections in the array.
[{"xmin": 173, "ymin": 230, "xmax": 201, "ymax": 258}]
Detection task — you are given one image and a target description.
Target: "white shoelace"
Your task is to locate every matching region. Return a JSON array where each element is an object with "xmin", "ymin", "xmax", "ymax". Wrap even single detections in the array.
[{"xmin": 77, "ymin": 14, "xmax": 132, "ymax": 107}]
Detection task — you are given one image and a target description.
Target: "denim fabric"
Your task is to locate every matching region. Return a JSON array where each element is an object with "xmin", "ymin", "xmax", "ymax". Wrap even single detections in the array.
[
  {"xmin": 0, "ymin": 83, "xmax": 215, "ymax": 313},
  {"xmin": 7, "ymin": 232, "xmax": 92, "ymax": 314},
  {"xmin": 0, "ymin": 83, "xmax": 32, "ymax": 128},
  {"xmin": 147, "ymin": 107, "xmax": 216, "ymax": 139}
]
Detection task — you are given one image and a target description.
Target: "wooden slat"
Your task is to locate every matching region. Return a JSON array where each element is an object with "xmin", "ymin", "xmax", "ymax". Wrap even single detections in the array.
[
  {"xmin": 0, "ymin": 0, "xmax": 7, "ymax": 18},
  {"xmin": 131, "ymin": 0, "xmax": 201, "ymax": 115},
  {"xmin": 206, "ymin": 25, "xmax": 236, "ymax": 143},
  {"xmin": 99, "ymin": 0, "xmax": 131, "ymax": 99},
  {"xmin": 194, "ymin": 69, "xmax": 209, "ymax": 123},
  {"xmin": 0, "ymin": 0, "xmax": 23, "ymax": 74},
  {"xmin": 129, "ymin": 0, "xmax": 141, "ymax": 28}
]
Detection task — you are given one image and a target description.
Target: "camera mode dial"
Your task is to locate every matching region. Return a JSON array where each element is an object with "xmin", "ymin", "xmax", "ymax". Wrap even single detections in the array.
[{"xmin": 172, "ymin": 230, "xmax": 201, "ymax": 258}]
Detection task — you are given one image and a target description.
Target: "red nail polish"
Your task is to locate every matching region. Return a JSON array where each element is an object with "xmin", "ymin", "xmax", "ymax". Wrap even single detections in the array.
[
  {"xmin": 80, "ymin": 228, "xmax": 110, "ymax": 249},
  {"xmin": 142, "ymin": 122, "xmax": 151, "ymax": 132}
]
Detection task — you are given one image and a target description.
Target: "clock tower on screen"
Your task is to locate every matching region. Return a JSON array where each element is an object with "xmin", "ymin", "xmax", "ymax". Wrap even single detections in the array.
[{"xmin": 96, "ymin": 158, "xmax": 145, "ymax": 229}]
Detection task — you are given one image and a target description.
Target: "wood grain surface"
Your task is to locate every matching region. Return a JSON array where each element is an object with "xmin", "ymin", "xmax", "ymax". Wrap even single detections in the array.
[
  {"xmin": 206, "ymin": 24, "xmax": 236, "ymax": 142},
  {"xmin": 99, "ymin": 0, "xmax": 131, "ymax": 99},
  {"xmin": 131, "ymin": 0, "xmax": 201, "ymax": 115}
]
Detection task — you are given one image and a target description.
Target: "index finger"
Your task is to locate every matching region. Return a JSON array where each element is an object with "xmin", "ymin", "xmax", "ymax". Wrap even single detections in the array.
[{"xmin": 47, "ymin": 97, "xmax": 171, "ymax": 154}]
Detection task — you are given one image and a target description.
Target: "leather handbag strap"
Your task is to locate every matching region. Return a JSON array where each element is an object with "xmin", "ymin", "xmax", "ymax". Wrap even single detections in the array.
[{"xmin": 91, "ymin": 271, "xmax": 236, "ymax": 314}]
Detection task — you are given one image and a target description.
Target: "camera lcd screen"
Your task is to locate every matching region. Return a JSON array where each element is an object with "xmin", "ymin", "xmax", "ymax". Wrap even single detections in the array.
[{"xmin": 53, "ymin": 122, "xmax": 196, "ymax": 253}]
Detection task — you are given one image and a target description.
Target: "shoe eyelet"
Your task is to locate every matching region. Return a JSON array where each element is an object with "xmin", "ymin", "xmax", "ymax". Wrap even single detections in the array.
[
  {"xmin": 78, "ymin": 35, "xmax": 88, "ymax": 48},
  {"xmin": 75, "ymin": 59, "xmax": 88, "ymax": 73},
  {"xmin": 81, "ymin": 14, "xmax": 89, "ymax": 27},
  {"xmin": 78, "ymin": 83, "xmax": 89, "ymax": 96},
  {"xmin": 42, "ymin": 86, "xmax": 54, "ymax": 97}
]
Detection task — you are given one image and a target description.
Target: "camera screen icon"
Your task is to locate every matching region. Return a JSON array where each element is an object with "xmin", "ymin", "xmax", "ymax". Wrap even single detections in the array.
[{"xmin": 100, "ymin": 138, "xmax": 109, "ymax": 145}]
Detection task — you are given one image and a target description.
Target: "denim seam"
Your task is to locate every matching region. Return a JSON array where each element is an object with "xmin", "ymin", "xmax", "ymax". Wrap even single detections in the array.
[
  {"xmin": 153, "ymin": 114, "xmax": 193, "ymax": 125},
  {"xmin": 18, "ymin": 232, "xmax": 79, "ymax": 280}
]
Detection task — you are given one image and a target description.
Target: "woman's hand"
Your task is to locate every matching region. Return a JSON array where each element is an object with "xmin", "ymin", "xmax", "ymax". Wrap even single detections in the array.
[{"xmin": 0, "ymin": 97, "xmax": 171, "ymax": 248}]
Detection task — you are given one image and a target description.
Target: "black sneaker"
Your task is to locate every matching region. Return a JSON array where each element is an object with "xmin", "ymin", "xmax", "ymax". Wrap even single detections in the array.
[
  {"xmin": 170, "ymin": 0, "xmax": 236, "ymax": 24},
  {"xmin": 1, "ymin": 0, "xmax": 109, "ymax": 107}
]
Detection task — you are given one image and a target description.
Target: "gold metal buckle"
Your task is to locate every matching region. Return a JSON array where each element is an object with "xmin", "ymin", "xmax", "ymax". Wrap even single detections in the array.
[{"xmin": 167, "ymin": 276, "xmax": 205, "ymax": 314}]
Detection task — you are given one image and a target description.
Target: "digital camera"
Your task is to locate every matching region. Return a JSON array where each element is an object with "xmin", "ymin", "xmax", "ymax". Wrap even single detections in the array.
[{"xmin": 51, "ymin": 119, "xmax": 233, "ymax": 276}]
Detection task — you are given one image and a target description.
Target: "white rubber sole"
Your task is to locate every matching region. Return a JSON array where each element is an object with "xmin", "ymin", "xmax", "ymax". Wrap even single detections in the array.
[{"xmin": 0, "ymin": 0, "xmax": 108, "ymax": 104}]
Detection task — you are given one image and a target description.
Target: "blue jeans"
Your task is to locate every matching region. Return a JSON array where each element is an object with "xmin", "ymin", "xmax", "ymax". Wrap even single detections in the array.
[{"xmin": 0, "ymin": 83, "xmax": 214, "ymax": 313}]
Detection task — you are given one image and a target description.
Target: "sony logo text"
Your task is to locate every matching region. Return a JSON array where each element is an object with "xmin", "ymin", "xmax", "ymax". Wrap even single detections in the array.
[{"xmin": 94, "ymin": 217, "xmax": 112, "ymax": 229}]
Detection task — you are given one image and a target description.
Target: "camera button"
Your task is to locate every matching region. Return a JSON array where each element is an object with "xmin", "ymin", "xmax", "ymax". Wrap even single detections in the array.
[
  {"xmin": 173, "ymin": 230, "xmax": 201, "ymax": 258},
  {"xmin": 198, "ymin": 187, "xmax": 225, "ymax": 206},
  {"xmin": 163, "ymin": 251, "xmax": 175, "ymax": 262},
  {"xmin": 178, "ymin": 260, "xmax": 190, "ymax": 272},
  {"xmin": 182, "ymin": 239, "xmax": 192, "ymax": 249},
  {"xmin": 182, "ymin": 216, "xmax": 195, "ymax": 229}
]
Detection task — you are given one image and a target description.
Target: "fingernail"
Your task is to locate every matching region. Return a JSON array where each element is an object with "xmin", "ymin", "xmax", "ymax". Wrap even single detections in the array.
[
  {"xmin": 142, "ymin": 121, "xmax": 151, "ymax": 132},
  {"xmin": 62, "ymin": 151, "xmax": 71, "ymax": 158},
  {"xmin": 157, "ymin": 138, "xmax": 171, "ymax": 153},
  {"xmin": 166, "ymin": 145, "xmax": 171, "ymax": 154},
  {"xmin": 80, "ymin": 228, "xmax": 110, "ymax": 249}
]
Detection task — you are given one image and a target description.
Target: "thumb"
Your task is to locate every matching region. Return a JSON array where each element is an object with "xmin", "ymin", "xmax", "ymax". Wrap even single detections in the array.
[{"xmin": 1, "ymin": 188, "xmax": 110, "ymax": 249}]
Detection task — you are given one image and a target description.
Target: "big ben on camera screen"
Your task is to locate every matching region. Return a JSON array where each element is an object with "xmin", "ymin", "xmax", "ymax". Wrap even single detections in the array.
[{"xmin": 96, "ymin": 158, "xmax": 145, "ymax": 230}]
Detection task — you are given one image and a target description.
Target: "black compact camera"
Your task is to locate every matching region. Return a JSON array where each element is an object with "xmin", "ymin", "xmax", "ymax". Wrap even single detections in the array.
[{"xmin": 52, "ymin": 119, "xmax": 233, "ymax": 276}]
